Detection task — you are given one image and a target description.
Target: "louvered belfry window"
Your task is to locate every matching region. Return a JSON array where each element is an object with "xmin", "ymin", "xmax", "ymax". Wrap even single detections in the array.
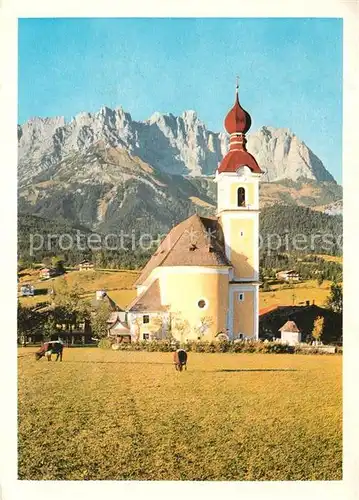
[{"xmin": 237, "ymin": 187, "xmax": 246, "ymax": 207}]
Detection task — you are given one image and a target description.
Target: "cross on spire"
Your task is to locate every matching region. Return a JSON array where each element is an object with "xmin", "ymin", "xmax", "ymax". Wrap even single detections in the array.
[{"xmin": 236, "ymin": 75, "xmax": 239, "ymax": 95}]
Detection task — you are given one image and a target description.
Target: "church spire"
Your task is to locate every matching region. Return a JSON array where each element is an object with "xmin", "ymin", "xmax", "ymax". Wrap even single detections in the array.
[
  {"xmin": 224, "ymin": 78, "xmax": 252, "ymax": 136},
  {"xmin": 218, "ymin": 81, "xmax": 262, "ymax": 174}
]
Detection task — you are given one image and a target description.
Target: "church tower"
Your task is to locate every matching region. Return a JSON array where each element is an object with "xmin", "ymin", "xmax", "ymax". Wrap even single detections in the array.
[{"xmin": 216, "ymin": 82, "xmax": 263, "ymax": 339}]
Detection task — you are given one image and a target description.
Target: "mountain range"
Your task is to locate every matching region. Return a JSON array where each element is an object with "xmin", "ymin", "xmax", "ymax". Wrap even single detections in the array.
[{"xmin": 18, "ymin": 106, "xmax": 342, "ymax": 233}]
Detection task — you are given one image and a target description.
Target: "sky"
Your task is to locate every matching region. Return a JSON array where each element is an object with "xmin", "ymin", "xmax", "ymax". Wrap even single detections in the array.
[{"xmin": 18, "ymin": 18, "xmax": 343, "ymax": 182}]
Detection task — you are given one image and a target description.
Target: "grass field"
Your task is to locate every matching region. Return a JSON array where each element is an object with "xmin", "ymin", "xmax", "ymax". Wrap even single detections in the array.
[
  {"xmin": 18, "ymin": 348, "xmax": 342, "ymax": 481},
  {"xmin": 259, "ymin": 279, "xmax": 333, "ymax": 309}
]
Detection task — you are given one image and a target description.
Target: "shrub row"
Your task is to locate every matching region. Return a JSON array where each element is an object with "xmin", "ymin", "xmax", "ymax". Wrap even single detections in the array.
[{"xmin": 100, "ymin": 338, "xmax": 342, "ymax": 354}]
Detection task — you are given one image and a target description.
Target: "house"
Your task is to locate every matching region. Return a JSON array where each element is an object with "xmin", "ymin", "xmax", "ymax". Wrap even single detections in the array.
[
  {"xmin": 89, "ymin": 290, "xmax": 132, "ymax": 340},
  {"xmin": 125, "ymin": 83, "xmax": 263, "ymax": 342},
  {"xmin": 108, "ymin": 318, "xmax": 132, "ymax": 343},
  {"xmin": 279, "ymin": 320, "xmax": 301, "ymax": 345},
  {"xmin": 39, "ymin": 267, "xmax": 59, "ymax": 280},
  {"xmin": 20, "ymin": 284, "xmax": 35, "ymax": 297},
  {"xmin": 78, "ymin": 260, "xmax": 94, "ymax": 271},
  {"xmin": 276, "ymin": 270, "xmax": 300, "ymax": 282}
]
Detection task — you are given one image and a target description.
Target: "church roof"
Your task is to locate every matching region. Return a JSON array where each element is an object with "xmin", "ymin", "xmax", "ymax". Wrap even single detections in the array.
[
  {"xmin": 127, "ymin": 279, "xmax": 168, "ymax": 312},
  {"xmin": 218, "ymin": 148, "xmax": 262, "ymax": 175},
  {"xmin": 134, "ymin": 214, "xmax": 231, "ymax": 286}
]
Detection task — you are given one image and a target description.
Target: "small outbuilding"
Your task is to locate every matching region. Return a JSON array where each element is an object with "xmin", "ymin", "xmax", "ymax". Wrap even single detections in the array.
[
  {"xmin": 279, "ymin": 320, "xmax": 301, "ymax": 346},
  {"xmin": 78, "ymin": 260, "xmax": 94, "ymax": 271},
  {"xmin": 39, "ymin": 267, "xmax": 59, "ymax": 280},
  {"xmin": 20, "ymin": 284, "xmax": 35, "ymax": 296},
  {"xmin": 108, "ymin": 318, "xmax": 132, "ymax": 343}
]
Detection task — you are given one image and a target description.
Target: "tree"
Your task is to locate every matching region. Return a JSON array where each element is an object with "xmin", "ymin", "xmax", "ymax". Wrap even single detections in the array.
[
  {"xmin": 259, "ymin": 268, "xmax": 264, "ymax": 283},
  {"xmin": 91, "ymin": 301, "xmax": 111, "ymax": 339},
  {"xmin": 326, "ymin": 282, "xmax": 343, "ymax": 314},
  {"xmin": 194, "ymin": 316, "xmax": 214, "ymax": 340},
  {"xmin": 312, "ymin": 316, "xmax": 325, "ymax": 344},
  {"xmin": 52, "ymin": 256, "xmax": 65, "ymax": 274},
  {"xmin": 43, "ymin": 314, "xmax": 57, "ymax": 340},
  {"xmin": 51, "ymin": 280, "xmax": 90, "ymax": 329},
  {"xmin": 42, "ymin": 256, "xmax": 52, "ymax": 268},
  {"xmin": 262, "ymin": 280, "xmax": 271, "ymax": 292},
  {"xmin": 169, "ymin": 312, "xmax": 190, "ymax": 345},
  {"xmin": 17, "ymin": 303, "xmax": 44, "ymax": 344},
  {"xmin": 317, "ymin": 274, "xmax": 324, "ymax": 287},
  {"xmin": 52, "ymin": 280, "xmax": 83, "ymax": 311}
]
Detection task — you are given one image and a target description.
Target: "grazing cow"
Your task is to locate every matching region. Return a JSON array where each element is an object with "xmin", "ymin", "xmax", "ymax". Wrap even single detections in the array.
[
  {"xmin": 173, "ymin": 349, "xmax": 187, "ymax": 372},
  {"xmin": 35, "ymin": 341, "xmax": 63, "ymax": 362}
]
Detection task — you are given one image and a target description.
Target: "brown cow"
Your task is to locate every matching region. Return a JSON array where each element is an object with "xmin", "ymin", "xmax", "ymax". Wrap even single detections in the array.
[
  {"xmin": 35, "ymin": 341, "xmax": 63, "ymax": 361},
  {"xmin": 173, "ymin": 349, "xmax": 187, "ymax": 372}
]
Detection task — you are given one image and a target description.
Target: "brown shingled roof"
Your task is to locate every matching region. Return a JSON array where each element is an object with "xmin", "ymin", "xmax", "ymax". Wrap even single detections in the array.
[
  {"xmin": 279, "ymin": 320, "xmax": 300, "ymax": 333},
  {"xmin": 127, "ymin": 280, "xmax": 168, "ymax": 312},
  {"xmin": 134, "ymin": 214, "xmax": 231, "ymax": 286}
]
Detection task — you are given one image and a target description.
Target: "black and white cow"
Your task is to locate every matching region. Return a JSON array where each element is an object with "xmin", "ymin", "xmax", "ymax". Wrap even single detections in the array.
[{"xmin": 173, "ymin": 349, "xmax": 187, "ymax": 372}]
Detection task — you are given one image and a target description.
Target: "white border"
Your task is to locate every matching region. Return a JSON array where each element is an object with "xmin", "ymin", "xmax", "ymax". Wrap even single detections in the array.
[{"xmin": 1, "ymin": 3, "xmax": 358, "ymax": 500}]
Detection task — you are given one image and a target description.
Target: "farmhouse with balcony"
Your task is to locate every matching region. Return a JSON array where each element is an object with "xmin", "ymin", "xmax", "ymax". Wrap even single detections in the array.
[
  {"xmin": 276, "ymin": 269, "xmax": 300, "ymax": 282},
  {"xmin": 39, "ymin": 267, "xmax": 61, "ymax": 280},
  {"xmin": 78, "ymin": 260, "xmax": 95, "ymax": 271}
]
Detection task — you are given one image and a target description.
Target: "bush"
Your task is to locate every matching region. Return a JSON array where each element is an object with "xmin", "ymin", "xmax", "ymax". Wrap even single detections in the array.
[
  {"xmin": 98, "ymin": 338, "xmax": 112, "ymax": 349},
  {"xmin": 204, "ymin": 342, "xmax": 217, "ymax": 353},
  {"xmin": 217, "ymin": 340, "xmax": 231, "ymax": 353},
  {"xmin": 262, "ymin": 281, "xmax": 271, "ymax": 292}
]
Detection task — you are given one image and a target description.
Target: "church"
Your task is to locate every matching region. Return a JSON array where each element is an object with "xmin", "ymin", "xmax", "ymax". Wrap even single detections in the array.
[{"xmin": 126, "ymin": 84, "xmax": 263, "ymax": 342}]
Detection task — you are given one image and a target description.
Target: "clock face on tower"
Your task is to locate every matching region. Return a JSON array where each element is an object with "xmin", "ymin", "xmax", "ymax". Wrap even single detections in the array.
[{"xmin": 236, "ymin": 165, "xmax": 251, "ymax": 179}]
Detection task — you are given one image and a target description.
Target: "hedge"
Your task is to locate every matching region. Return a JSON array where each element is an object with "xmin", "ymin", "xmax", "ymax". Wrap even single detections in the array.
[{"xmin": 100, "ymin": 339, "xmax": 342, "ymax": 354}]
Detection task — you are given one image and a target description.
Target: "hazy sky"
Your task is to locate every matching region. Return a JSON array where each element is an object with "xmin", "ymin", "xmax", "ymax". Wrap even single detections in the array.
[{"xmin": 18, "ymin": 18, "xmax": 343, "ymax": 181}]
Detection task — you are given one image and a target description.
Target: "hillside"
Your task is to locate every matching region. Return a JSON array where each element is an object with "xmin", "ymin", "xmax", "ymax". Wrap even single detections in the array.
[
  {"xmin": 18, "ymin": 143, "xmax": 217, "ymax": 234},
  {"xmin": 18, "ymin": 142, "xmax": 341, "ymax": 233},
  {"xmin": 260, "ymin": 205, "xmax": 342, "ymax": 256},
  {"xmin": 259, "ymin": 178, "xmax": 342, "ymax": 210},
  {"xmin": 18, "ymin": 204, "xmax": 342, "ymax": 270},
  {"xmin": 18, "ymin": 213, "xmax": 92, "ymax": 266}
]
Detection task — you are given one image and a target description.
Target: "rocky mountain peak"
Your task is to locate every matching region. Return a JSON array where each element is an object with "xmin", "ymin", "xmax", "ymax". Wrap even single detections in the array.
[
  {"xmin": 18, "ymin": 105, "xmax": 336, "ymax": 184},
  {"xmin": 181, "ymin": 109, "xmax": 198, "ymax": 121},
  {"xmin": 247, "ymin": 126, "xmax": 335, "ymax": 183}
]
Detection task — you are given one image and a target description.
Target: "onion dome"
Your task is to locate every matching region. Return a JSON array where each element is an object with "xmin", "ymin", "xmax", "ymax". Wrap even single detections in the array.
[
  {"xmin": 224, "ymin": 85, "xmax": 252, "ymax": 135},
  {"xmin": 218, "ymin": 82, "xmax": 262, "ymax": 175}
]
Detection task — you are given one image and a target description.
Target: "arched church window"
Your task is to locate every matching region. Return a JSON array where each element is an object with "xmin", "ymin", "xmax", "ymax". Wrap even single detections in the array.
[{"xmin": 237, "ymin": 187, "xmax": 246, "ymax": 207}]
